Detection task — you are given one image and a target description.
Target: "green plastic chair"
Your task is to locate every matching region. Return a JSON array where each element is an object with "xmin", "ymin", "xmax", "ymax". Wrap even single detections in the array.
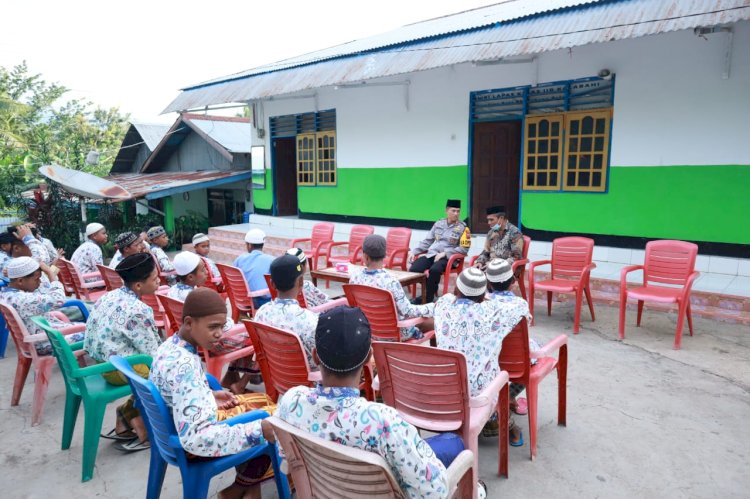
[{"xmin": 32, "ymin": 316, "xmax": 152, "ymax": 482}]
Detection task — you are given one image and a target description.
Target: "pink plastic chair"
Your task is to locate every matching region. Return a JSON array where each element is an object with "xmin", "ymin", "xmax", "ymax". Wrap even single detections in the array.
[
  {"xmin": 268, "ymin": 415, "xmax": 474, "ymax": 499},
  {"xmin": 618, "ymin": 240, "xmax": 700, "ymax": 350},
  {"xmin": 158, "ymin": 294, "xmax": 254, "ymax": 379},
  {"xmin": 528, "ymin": 237, "xmax": 596, "ymax": 333},
  {"xmin": 96, "ymin": 264, "xmax": 124, "ymax": 291},
  {"xmin": 1, "ymin": 302, "xmax": 86, "ymax": 426},
  {"xmin": 290, "ymin": 222, "xmax": 334, "ymax": 271},
  {"xmin": 243, "ymin": 320, "xmax": 321, "ymax": 403},
  {"xmin": 324, "ymin": 225, "xmax": 374, "ymax": 267},
  {"xmin": 343, "ymin": 284, "xmax": 434, "ymax": 344},
  {"xmin": 59, "ymin": 258, "xmax": 106, "ymax": 302},
  {"xmin": 373, "ymin": 342, "xmax": 509, "ymax": 497},
  {"xmin": 499, "ymin": 318, "xmax": 567, "ymax": 461},
  {"xmin": 200, "ymin": 256, "xmax": 225, "ymax": 295},
  {"xmin": 216, "ymin": 263, "xmax": 269, "ymax": 322},
  {"xmin": 469, "ymin": 235, "xmax": 532, "ymax": 300},
  {"xmin": 56, "ymin": 260, "xmax": 78, "ymax": 296},
  {"xmin": 384, "ymin": 227, "xmax": 412, "ymax": 271},
  {"xmin": 151, "ymin": 253, "xmax": 176, "ymax": 287},
  {"xmin": 141, "ymin": 291, "xmax": 167, "ymax": 332},
  {"xmin": 411, "ymin": 252, "xmax": 466, "ymax": 298}
]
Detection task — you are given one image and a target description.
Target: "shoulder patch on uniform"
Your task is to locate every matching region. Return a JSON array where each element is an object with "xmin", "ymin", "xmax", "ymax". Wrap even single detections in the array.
[{"xmin": 460, "ymin": 227, "xmax": 471, "ymax": 248}]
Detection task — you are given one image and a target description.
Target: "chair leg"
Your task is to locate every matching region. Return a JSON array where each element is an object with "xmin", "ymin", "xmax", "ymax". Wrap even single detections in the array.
[
  {"xmin": 618, "ymin": 290, "xmax": 627, "ymax": 339},
  {"xmin": 31, "ymin": 362, "xmax": 53, "ymax": 426},
  {"xmin": 557, "ymin": 346, "xmax": 568, "ymax": 427},
  {"xmin": 62, "ymin": 392, "xmax": 82, "ymax": 450},
  {"xmin": 81, "ymin": 402, "xmax": 107, "ymax": 482},
  {"xmin": 573, "ymin": 290, "xmax": 583, "ymax": 334},
  {"xmin": 12, "ymin": 357, "xmax": 32, "ymax": 406},
  {"xmin": 527, "ymin": 381, "xmax": 538, "ymax": 461},
  {"xmin": 528, "ymin": 280, "xmax": 535, "ymax": 326},
  {"xmin": 517, "ymin": 271, "xmax": 527, "ymax": 301},
  {"xmin": 674, "ymin": 301, "xmax": 687, "ymax": 350},
  {"xmin": 584, "ymin": 285, "xmax": 595, "ymax": 321},
  {"xmin": 146, "ymin": 451, "xmax": 168, "ymax": 499},
  {"xmin": 686, "ymin": 302, "xmax": 694, "ymax": 336},
  {"xmin": 182, "ymin": 469, "xmax": 211, "ymax": 499},
  {"xmin": 497, "ymin": 382, "xmax": 509, "ymax": 478},
  {"xmin": 0, "ymin": 321, "xmax": 9, "ymax": 358},
  {"xmin": 546, "ymin": 291, "xmax": 552, "ymax": 316},
  {"xmin": 636, "ymin": 300, "xmax": 645, "ymax": 327},
  {"xmin": 464, "ymin": 428, "xmax": 480, "ymax": 499},
  {"xmin": 270, "ymin": 444, "xmax": 292, "ymax": 499}
]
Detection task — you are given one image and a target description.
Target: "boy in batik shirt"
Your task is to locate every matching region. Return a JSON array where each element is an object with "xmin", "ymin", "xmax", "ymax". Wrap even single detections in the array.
[
  {"xmin": 146, "ymin": 225, "xmax": 176, "ymax": 285},
  {"xmin": 71, "ymin": 222, "xmax": 108, "ymax": 281}
]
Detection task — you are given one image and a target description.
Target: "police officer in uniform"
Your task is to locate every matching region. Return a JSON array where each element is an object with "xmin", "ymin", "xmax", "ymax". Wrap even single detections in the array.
[{"xmin": 408, "ymin": 199, "xmax": 471, "ymax": 303}]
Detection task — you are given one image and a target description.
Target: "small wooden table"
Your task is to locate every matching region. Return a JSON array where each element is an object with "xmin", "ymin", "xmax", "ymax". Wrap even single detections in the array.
[{"xmin": 310, "ymin": 265, "xmax": 427, "ymax": 304}]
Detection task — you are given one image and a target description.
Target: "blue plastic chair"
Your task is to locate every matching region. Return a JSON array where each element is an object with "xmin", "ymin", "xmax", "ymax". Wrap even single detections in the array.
[
  {"xmin": 109, "ymin": 355, "xmax": 291, "ymax": 499},
  {"xmin": 0, "ymin": 279, "xmax": 8, "ymax": 357}
]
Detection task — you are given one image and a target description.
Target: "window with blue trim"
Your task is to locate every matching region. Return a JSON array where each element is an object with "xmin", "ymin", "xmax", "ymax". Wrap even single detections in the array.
[{"xmin": 270, "ymin": 110, "xmax": 337, "ymax": 187}]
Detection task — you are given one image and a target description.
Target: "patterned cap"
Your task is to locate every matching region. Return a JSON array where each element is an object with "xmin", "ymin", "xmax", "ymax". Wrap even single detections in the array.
[
  {"xmin": 147, "ymin": 226, "xmax": 166, "ymax": 241},
  {"xmin": 85, "ymin": 223, "xmax": 105, "ymax": 237},
  {"xmin": 286, "ymin": 247, "xmax": 307, "ymax": 264},
  {"xmin": 6, "ymin": 256, "xmax": 40, "ymax": 279},
  {"xmin": 456, "ymin": 267, "xmax": 487, "ymax": 297},
  {"xmin": 486, "ymin": 258, "xmax": 514, "ymax": 283},
  {"xmin": 114, "ymin": 232, "xmax": 138, "ymax": 250},
  {"xmin": 192, "ymin": 233, "xmax": 209, "ymax": 245},
  {"xmin": 315, "ymin": 306, "xmax": 371, "ymax": 373}
]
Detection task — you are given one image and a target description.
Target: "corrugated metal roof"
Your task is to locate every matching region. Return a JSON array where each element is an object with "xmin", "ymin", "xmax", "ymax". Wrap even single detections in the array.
[
  {"xmin": 188, "ymin": 116, "xmax": 253, "ymax": 153},
  {"xmin": 105, "ymin": 170, "xmax": 251, "ymax": 200},
  {"xmin": 111, "ymin": 122, "xmax": 170, "ymax": 173},
  {"xmin": 164, "ymin": 0, "xmax": 750, "ymax": 113},
  {"xmin": 132, "ymin": 123, "xmax": 170, "ymax": 151}
]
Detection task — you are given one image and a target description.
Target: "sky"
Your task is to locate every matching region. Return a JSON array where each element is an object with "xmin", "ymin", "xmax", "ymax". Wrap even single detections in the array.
[{"xmin": 1, "ymin": 0, "xmax": 497, "ymax": 123}]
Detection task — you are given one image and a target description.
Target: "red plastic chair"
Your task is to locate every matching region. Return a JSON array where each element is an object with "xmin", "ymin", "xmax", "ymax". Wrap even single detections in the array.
[
  {"xmin": 56, "ymin": 260, "xmax": 78, "ymax": 297},
  {"xmin": 290, "ymin": 222, "xmax": 334, "ymax": 271},
  {"xmin": 142, "ymin": 291, "xmax": 167, "ymax": 332},
  {"xmin": 216, "ymin": 263, "xmax": 269, "ymax": 322},
  {"xmin": 324, "ymin": 225, "xmax": 374, "ymax": 267},
  {"xmin": 469, "ymin": 235, "xmax": 532, "ymax": 300},
  {"xmin": 528, "ymin": 237, "xmax": 596, "ymax": 333},
  {"xmin": 343, "ymin": 284, "xmax": 434, "ymax": 344},
  {"xmin": 243, "ymin": 320, "xmax": 321, "ymax": 403},
  {"xmin": 499, "ymin": 317, "xmax": 567, "ymax": 461},
  {"xmin": 1, "ymin": 302, "xmax": 86, "ymax": 426},
  {"xmin": 384, "ymin": 227, "xmax": 412, "ymax": 271},
  {"xmin": 373, "ymin": 342, "xmax": 509, "ymax": 496},
  {"xmin": 157, "ymin": 294, "xmax": 254, "ymax": 379},
  {"xmin": 410, "ymin": 253, "xmax": 466, "ymax": 298},
  {"xmin": 200, "ymin": 256, "xmax": 225, "ymax": 294},
  {"xmin": 151, "ymin": 253, "xmax": 176, "ymax": 286},
  {"xmin": 618, "ymin": 240, "xmax": 700, "ymax": 350},
  {"xmin": 59, "ymin": 258, "xmax": 106, "ymax": 302},
  {"xmin": 96, "ymin": 264, "xmax": 124, "ymax": 291}
]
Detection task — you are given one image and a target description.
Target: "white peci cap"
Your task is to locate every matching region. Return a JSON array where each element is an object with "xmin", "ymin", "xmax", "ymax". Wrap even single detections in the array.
[
  {"xmin": 244, "ymin": 228, "xmax": 266, "ymax": 244},
  {"xmin": 85, "ymin": 223, "xmax": 105, "ymax": 237},
  {"xmin": 173, "ymin": 251, "xmax": 202, "ymax": 276}
]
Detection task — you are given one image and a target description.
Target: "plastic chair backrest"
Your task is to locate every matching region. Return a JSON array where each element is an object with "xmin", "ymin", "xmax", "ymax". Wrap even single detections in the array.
[
  {"xmin": 35, "ymin": 320, "xmax": 86, "ymax": 397},
  {"xmin": 217, "ymin": 263, "xmax": 254, "ymax": 309},
  {"xmin": 0, "ymin": 302, "xmax": 34, "ymax": 359},
  {"xmin": 643, "ymin": 240, "xmax": 698, "ymax": 287},
  {"xmin": 311, "ymin": 223, "xmax": 335, "ymax": 250},
  {"xmin": 347, "ymin": 225, "xmax": 375, "ymax": 259},
  {"xmin": 268, "ymin": 415, "xmax": 406, "ymax": 499},
  {"xmin": 498, "ymin": 318, "xmax": 531, "ymax": 384},
  {"xmin": 57, "ymin": 259, "xmax": 77, "ymax": 296},
  {"xmin": 141, "ymin": 292, "xmax": 166, "ymax": 327},
  {"xmin": 264, "ymin": 274, "xmax": 307, "ymax": 307},
  {"xmin": 97, "ymin": 264, "xmax": 124, "ymax": 291},
  {"xmin": 109, "ymin": 355, "xmax": 183, "ymax": 466},
  {"xmin": 521, "ymin": 235, "xmax": 531, "ymax": 260},
  {"xmin": 386, "ymin": 227, "xmax": 411, "ymax": 255},
  {"xmin": 59, "ymin": 258, "xmax": 85, "ymax": 298},
  {"xmin": 157, "ymin": 294, "xmax": 183, "ymax": 334},
  {"xmin": 343, "ymin": 284, "xmax": 401, "ymax": 342},
  {"xmin": 550, "ymin": 237, "xmax": 594, "ymax": 280},
  {"xmin": 244, "ymin": 320, "xmax": 313, "ymax": 402},
  {"xmin": 372, "ymin": 342, "xmax": 469, "ymax": 432}
]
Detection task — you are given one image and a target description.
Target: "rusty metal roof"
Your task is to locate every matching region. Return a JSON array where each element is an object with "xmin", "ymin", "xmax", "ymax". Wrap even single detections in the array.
[
  {"xmin": 111, "ymin": 123, "xmax": 169, "ymax": 173},
  {"xmin": 105, "ymin": 170, "xmax": 252, "ymax": 200},
  {"xmin": 163, "ymin": 0, "xmax": 750, "ymax": 113}
]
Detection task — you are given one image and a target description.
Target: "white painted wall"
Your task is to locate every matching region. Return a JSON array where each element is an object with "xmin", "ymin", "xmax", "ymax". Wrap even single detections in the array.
[{"xmin": 253, "ymin": 21, "xmax": 750, "ymax": 169}]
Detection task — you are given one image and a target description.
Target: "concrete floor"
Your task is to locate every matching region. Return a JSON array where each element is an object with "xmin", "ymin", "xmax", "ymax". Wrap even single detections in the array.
[{"xmin": 1, "ymin": 300, "xmax": 749, "ymax": 498}]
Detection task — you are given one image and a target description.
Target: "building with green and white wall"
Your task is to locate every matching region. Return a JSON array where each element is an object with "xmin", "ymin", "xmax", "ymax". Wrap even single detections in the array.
[{"xmin": 163, "ymin": 0, "xmax": 750, "ymax": 271}]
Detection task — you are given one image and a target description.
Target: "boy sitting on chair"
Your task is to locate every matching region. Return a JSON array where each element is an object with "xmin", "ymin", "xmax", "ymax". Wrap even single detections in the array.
[
  {"xmin": 151, "ymin": 287, "xmax": 277, "ymax": 499},
  {"xmin": 192, "ymin": 232, "xmax": 221, "ymax": 279},
  {"xmin": 286, "ymin": 247, "xmax": 332, "ymax": 308},
  {"xmin": 276, "ymin": 306, "xmax": 486, "ymax": 499}
]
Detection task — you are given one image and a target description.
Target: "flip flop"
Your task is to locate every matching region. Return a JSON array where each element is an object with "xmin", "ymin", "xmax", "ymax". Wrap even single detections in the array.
[
  {"xmin": 101, "ymin": 428, "xmax": 138, "ymax": 441},
  {"xmin": 514, "ymin": 397, "xmax": 528, "ymax": 415},
  {"xmin": 510, "ymin": 431, "xmax": 524, "ymax": 447},
  {"xmin": 114, "ymin": 438, "xmax": 151, "ymax": 452}
]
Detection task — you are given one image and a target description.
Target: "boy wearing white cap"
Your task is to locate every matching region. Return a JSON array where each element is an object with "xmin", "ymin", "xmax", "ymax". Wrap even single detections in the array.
[
  {"xmin": 232, "ymin": 228, "xmax": 273, "ymax": 308},
  {"xmin": 71, "ymin": 222, "xmax": 108, "ymax": 282},
  {"xmin": 191, "ymin": 233, "xmax": 221, "ymax": 279},
  {"xmin": 0, "ymin": 257, "xmax": 85, "ymax": 355}
]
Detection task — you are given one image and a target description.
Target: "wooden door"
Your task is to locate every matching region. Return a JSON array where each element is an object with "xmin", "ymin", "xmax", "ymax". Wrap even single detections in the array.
[
  {"xmin": 470, "ymin": 121, "xmax": 521, "ymax": 232},
  {"xmin": 273, "ymin": 137, "xmax": 298, "ymax": 216}
]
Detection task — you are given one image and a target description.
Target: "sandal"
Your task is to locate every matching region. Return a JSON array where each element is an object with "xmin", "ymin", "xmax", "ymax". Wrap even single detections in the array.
[
  {"xmin": 114, "ymin": 438, "xmax": 151, "ymax": 452},
  {"xmin": 513, "ymin": 397, "xmax": 528, "ymax": 415},
  {"xmin": 101, "ymin": 428, "xmax": 138, "ymax": 441}
]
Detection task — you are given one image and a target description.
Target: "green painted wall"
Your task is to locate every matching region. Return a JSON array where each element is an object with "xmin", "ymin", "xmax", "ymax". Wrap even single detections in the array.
[
  {"xmin": 298, "ymin": 166, "xmax": 469, "ymax": 221},
  {"xmin": 521, "ymin": 165, "xmax": 750, "ymax": 244},
  {"xmin": 253, "ymin": 170, "xmax": 273, "ymax": 210}
]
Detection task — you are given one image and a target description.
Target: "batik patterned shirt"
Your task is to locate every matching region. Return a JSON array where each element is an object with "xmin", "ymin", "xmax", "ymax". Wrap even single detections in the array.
[
  {"xmin": 150, "ymin": 335, "xmax": 266, "ymax": 457},
  {"xmin": 40, "ymin": 237, "xmax": 57, "ymax": 264},
  {"xmin": 434, "ymin": 294, "xmax": 529, "ymax": 397},
  {"xmin": 302, "ymin": 279, "xmax": 330, "ymax": 308},
  {"xmin": 488, "ymin": 291, "xmax": 538, "ymax": 363},
  {"xmin": 150, "ymin": 245, "xmax": 176, "ymax": 286},
  {"xmin": 476, "ymin": 222, "xmax": 524, "ymax": 266},
  {"xmin": 253, "ymin": 298, "xmax": 318, "ymax": 369},
  {"xmin": 0, "ymin": 281, "xmax": 85, "ymax": 355},
  {"xmin": 349, "ymin": 267, "xmax": 433, "ymax": 340},
  {"xmin": 109, "ymin": 250, "xmax": 123, "ymax": 269},
  {"xmin": 22, "ymin": 235, "xmax": 51, "ymax": 265},
  {"xmin": 0, "ymin": 250, "xmax": 11, "ymax": 281},
  {"xmin": 84, "ymin": 286, "xmax": 161, "ymax": 362},
  {"xmin": 71, "ymin": 240, "xmax": 103, "ymax": 281},
  {"xmin": 201, "ymin": 256, "xmax": 221, "ymax": 281},
  {"xmin": 166, "ymin": 283, "xmax": 235, "ymax": 331},
  {"xmin": 276, "ymin": 385, "xmax": 449, "ymax": 499}
]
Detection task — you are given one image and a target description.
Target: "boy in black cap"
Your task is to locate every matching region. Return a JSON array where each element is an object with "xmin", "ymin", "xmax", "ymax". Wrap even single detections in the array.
[
  {"xmin": 473, "ymin": 205, "xmax": 523, "ymax": 270},
  {"xmin": 276, "ymin": 306, "xmax": 464, "ymax": 498},
  {"xmin": 408, "ymin": 199, "xmax": 471, "ymax": 303}
]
